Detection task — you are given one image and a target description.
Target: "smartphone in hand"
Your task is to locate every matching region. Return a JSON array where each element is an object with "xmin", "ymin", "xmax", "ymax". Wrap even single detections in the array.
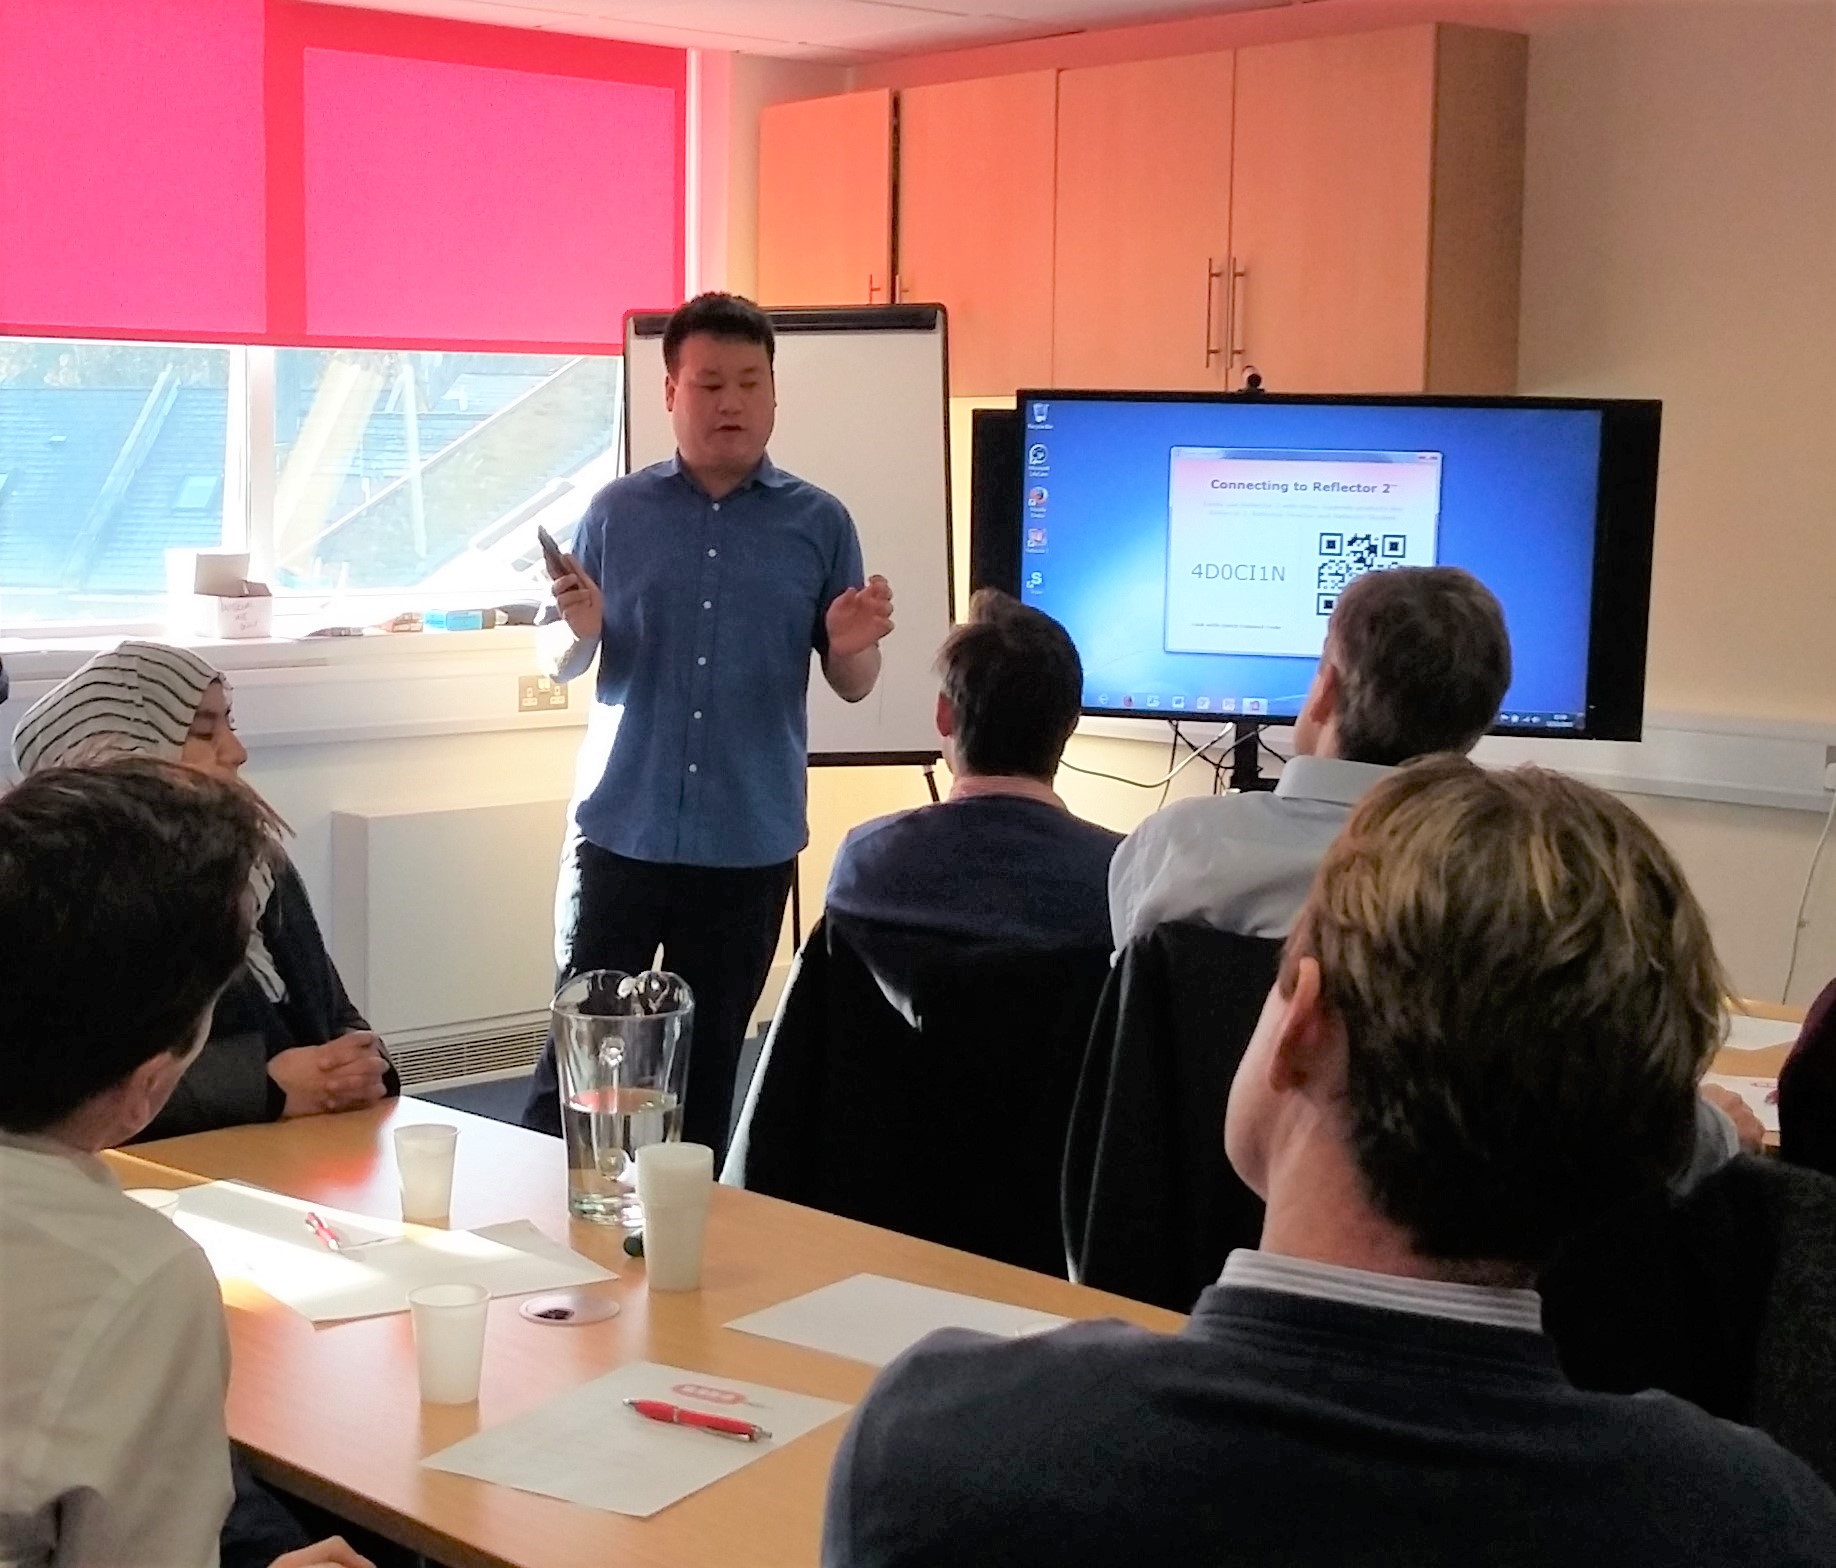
[{"xmin": 536, "ymin": 525, "xmax": 568, "ymax": 581}]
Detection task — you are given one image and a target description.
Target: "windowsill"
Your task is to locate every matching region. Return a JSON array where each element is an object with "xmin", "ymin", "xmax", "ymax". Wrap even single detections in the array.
[{"xmin": 1, "ymin": 625, "xmax": 589, "ymax": 753}]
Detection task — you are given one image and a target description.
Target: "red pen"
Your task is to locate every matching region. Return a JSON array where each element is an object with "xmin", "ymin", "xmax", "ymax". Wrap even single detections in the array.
[
  {"xmin": 302, "ymin": 1212, "xmax": 343, "ymax": 1252},
  {"xmin": 624, "ymin": 1398, "xmax": 772, "ymax": 1442}
]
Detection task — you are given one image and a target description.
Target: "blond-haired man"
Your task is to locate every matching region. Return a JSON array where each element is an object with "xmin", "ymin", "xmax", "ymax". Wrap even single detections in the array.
[{"xmin": 823, "ymin": 757, "xmax": 1836, "ymax": 1568}]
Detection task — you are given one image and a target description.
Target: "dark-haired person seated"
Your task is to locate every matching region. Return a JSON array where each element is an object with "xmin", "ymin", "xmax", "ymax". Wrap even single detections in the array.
[
  {"xmin": 823, "ymin": 758, "xmax": 1836, "ymax": 1568},
  {"xmin": 13, "ymin": 641, "xmax": 397, "ymax": 1140},
  {"xmin": 825, "ymin": 590, "xmax": 1120, "ymax": 958},
  {"xmin": 0, "ymin": 759, "xmax": 372, "ymax": 1568},
  {"xmin": 1780, "ymin": 975, "xmax": 1836, "ymax": 1179}
]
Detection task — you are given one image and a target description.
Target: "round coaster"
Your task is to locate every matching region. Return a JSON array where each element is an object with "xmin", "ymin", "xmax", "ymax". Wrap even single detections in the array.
[{"xmin": 519, "ymin": 1291, "xmax": 621, "ymax": 1326}]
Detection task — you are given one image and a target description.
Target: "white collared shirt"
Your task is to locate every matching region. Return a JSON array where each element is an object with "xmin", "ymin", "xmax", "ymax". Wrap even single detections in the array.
[
  {"xmin": 1220, "ymin": 1249, "xmax": 1544, "ymax": 1334},
  {"xmin": 0, "ymin": 1134, "xmax": 232, "ymax": 1568},
  {"xmin": 1107, "ymin": 755, "xmax": 1393, "ymax": 951}
]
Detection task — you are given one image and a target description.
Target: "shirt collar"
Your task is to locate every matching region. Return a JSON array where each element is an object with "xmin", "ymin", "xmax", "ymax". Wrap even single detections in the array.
[
  {"xmin": 1219, "ymin": 1249, "xmax": 1543, "ymax": 1334},
  {"xmin": 665, "ymin": 451, "xmax": 793, "ymax": 493},
  {"xmin": 0, "ymin": 1129, "xmax": 118, "ymax": 1188},
  {"xmin": 1273, "ymin": 754, "xmax": 1393, "ymax": 807},
  {"xmin": 947, "ymin": 774, "xmax": 1066, "ymax": 811}
]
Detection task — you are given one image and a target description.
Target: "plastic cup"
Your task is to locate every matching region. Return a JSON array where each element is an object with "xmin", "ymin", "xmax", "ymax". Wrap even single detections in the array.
[
  {"xmin": 636, "ymin": 1142, "xmax": 714, "ymax": 1292},
  {"xmin": 395, "ymin": 1124, "xmax": 458, "ymax": 1221},
  {"xmin": 125, "ymin": 1188, "xmax": 180, "ymax": 1218},
  {"xmin": 408, "ymin": 1283, "xmax": 489, "ymax": 1404}
]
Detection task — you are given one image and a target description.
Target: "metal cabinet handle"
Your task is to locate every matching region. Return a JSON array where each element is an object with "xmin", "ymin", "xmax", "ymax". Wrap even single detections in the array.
[
  {"xmin": 1228, "ymin": 258, "xmax": 1248, "ymax": 366},
  {"xmin": 1204, "ymin": 257, "xmax": 1227, "ymax": 367}
]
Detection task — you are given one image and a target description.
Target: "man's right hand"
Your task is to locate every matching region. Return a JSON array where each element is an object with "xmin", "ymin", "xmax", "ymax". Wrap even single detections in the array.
[
  {"xmin": 552, "ymin": 551, "xmax": 603, "ymax": 641},
  {"xmin": 271, "ymin": 1537, "xmax": 375, "ymax": 1568},
  {"xmin": 270, "ymin": 1035, "xmax": 390, "ymax": 1118}
]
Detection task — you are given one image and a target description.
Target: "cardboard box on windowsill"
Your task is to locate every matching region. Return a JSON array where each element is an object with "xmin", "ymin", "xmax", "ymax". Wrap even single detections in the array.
[{"xmin": 166, "ymin": 549, "xmax": 275, "ymax": 640}]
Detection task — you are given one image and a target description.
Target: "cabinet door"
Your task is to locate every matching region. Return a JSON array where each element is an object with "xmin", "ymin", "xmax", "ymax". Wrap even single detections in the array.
[
  {"xmin": 1229, "ymin": 29, "xmax": 1437, "ymax": 392},
  {"xmin": 1053, "ymin": 53, "xmax": 1234, "ymax": 392},
  {"xmin": 898, "ymin": 72, "xmax": 1056, "ymax": 397},
  {"xmin": 758, "ymin": 90, "xmax": 893, "ymax": 307}
]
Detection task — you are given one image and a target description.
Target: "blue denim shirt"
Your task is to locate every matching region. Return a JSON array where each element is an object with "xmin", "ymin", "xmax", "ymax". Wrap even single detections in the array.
[{"xmin": 573, "ymin": 455, "xmax": 864, "ymax": 868}]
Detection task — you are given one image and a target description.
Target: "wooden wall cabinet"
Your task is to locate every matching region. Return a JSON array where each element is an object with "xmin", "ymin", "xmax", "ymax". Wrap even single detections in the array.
[
  {"xmin": 757, "ymin": 89, "xmax": 894, "ymax": 307},
  {"xmin": 897, "ymin": 71, "xmax": 1057, "ymax": 396},
  {"xmin": 1053, "ymin": 52, "xmax": 1236, "ymax": 391},
  {"xmin": 755, "ymin": 24, "xmax": 1526, "ymax": 396}
]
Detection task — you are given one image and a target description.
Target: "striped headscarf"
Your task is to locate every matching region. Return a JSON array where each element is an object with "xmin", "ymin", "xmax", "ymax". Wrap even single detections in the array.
[{"xmin": 12, "ymin": 641, "xmax": 288, "ymax": 1003}]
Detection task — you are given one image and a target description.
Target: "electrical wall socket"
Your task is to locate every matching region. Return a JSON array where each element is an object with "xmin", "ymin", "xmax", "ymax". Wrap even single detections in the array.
[{"xmin": 518, "ymin": 675, "xmax": 569, "ymax": 713}]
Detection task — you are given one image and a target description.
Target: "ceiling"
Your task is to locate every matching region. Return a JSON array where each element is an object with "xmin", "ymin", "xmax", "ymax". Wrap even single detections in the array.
[{"xmin": 321, "ymin": 0, "xmax": 1332, "ymax": 62}]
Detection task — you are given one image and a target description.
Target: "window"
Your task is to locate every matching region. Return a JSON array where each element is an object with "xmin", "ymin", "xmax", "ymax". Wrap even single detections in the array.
[
  {"xmin": 0, "ymin": 338, "xmax": 232, "ymax": 627},
  {"xmin": 271, "ymin": 349, "xmax": 622, "ymax": 597},
  {"xmin": 0, "ymin": 336, "xmax": 623, "ymax": 630}
]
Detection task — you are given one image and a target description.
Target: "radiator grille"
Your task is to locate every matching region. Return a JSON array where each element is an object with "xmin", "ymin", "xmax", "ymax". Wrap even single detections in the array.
[{"xmin": 391, "ymin": 1015, "xmax": 547, "ymax": 1089}]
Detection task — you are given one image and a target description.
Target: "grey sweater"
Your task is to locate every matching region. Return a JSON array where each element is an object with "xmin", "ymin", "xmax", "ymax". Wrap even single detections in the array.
[{"xmin": 824, "ymin": 1284, "xmax": 1836, "ymax": 1568}]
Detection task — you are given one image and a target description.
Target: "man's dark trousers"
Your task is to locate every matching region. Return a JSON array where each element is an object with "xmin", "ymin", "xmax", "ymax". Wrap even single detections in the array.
[{"xmin": 522, "ymin": 836, "xmax": 794, "ymax": 1163}]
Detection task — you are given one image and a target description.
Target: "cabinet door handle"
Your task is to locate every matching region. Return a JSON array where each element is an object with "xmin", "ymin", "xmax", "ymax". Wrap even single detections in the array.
[
  {"xmin": 1204, "ymin": 257, "xmax": 1227, "ymax": 367},
  {"xmin": 867, "ymin": 274, "xmax": 882, "ymax": 302},
  {"xmin": 1228, "ymin": 258, "xmax": 1249, "ymax": 366}
]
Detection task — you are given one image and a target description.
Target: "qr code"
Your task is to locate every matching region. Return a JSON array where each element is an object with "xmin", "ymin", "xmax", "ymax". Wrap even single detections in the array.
[{"xmin": 1317, "ymin": 534, "xmax": 1409, "ymax": 611}]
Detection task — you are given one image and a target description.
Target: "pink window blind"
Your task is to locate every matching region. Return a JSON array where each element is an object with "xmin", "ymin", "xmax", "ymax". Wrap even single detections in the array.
[
  {"xmin": 0, "ymin": 0, "xmax": 686, "ymax": 351},
  {"xmin": 0, "ymin": 0, "xmax": 268, "ymax": 340},
  {"xmin": 277, "ymin": 6, "xmax": 684, "ymax": 351}
]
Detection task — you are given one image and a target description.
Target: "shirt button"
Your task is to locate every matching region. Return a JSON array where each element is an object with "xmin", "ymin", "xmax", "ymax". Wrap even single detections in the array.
[
  {"xmin": 693, "ymin": 710, "xmax": 703, "ymax": 720},
  {"xmin": 688, "ymin": 763, "xmax": 698, "ymax": 774},
  {"xmin": 707, "ymin": 547, "xmax": 717, "ymax": 557},
  {"xmin": 703, "ymin": 599, "xmax": 712, "ymax": 610},
  {"xmin": 712, "ymin": 503, "xmax": 721, "ymax": 513},
  {"xmin": 697, "ymin": 656, "xmax": 707, "ymax": 666}
]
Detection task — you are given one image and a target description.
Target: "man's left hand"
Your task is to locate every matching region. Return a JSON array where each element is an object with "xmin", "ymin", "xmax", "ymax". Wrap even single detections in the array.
[{"xmin": 826, "ymin": 575, "xmax": 895, "ymax": 659}]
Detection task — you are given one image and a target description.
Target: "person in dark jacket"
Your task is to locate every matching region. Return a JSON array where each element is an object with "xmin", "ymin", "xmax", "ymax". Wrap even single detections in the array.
[
  {"xmin": 823, "ymin": 757, "xmax": 1836, "ymax": 1568},
  {"xmin": 13, "ymin": 642, "xmax": 396, "ymax": 1137}
]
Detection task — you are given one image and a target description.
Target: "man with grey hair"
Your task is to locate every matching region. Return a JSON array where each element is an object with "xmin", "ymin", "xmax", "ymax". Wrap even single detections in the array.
[{"xmin": 1109, "ymin": 564, "xmax": 1512, "ymax": 950}]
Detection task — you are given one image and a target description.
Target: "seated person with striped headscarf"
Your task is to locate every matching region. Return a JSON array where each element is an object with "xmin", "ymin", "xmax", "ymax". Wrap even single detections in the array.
[{"xmin": 12, "ymin": 642, "xmax": 398, "ymax": 1139}]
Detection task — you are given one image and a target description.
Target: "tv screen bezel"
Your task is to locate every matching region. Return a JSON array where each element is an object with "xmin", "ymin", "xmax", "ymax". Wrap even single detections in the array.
[{"xmin": 990, "ymin": 389, "xmax": 1661, "ymax": 745}]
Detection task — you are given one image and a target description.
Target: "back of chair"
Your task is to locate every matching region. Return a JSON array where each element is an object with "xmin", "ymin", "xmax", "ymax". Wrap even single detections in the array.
[
  {"xmin": 1062, "ymin": 921, "xmax": 1284, "ymax": 1313},
  {"xmin": 725, "ymin": 914, "xmax": 1111, "ymax": 1276},
  {"xmin": 1779, "ymin": 976, "xmax": 1836, "ymax": 1179},
  {"xmin": 1543, "ymin": 1154, "xmax": 1836, "ymax": 1489}
]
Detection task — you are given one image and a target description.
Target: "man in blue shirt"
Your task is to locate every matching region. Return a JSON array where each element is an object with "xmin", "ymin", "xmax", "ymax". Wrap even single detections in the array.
[
  {"xmin": 825, "ymin": 589, "xmax": 1119, "ymax": 953},
  {"xmin": 522, "ymin": 294, "xmax": 894, "ymax": 1156}
]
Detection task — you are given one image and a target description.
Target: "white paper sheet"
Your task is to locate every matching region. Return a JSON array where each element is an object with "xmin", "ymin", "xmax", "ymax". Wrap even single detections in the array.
[
  {"xmin": 1722, "ymin": 1013, "xmax": 1801, "ymax": 1052},
  {"xmin": 422, "ymin": 1360, "xmax": 849, "ymax": 1518},
  {"xmin": 1702, "ymin": 1073, "xmax": 1781, "ymax": 1134},
  {"xmin": 724, "ymin": 1274, "xmax": 1070, "ymax": 1367},
  {"xmin": 171, "ymin": 1182, "xmax": 613, "ymax": 1324}
]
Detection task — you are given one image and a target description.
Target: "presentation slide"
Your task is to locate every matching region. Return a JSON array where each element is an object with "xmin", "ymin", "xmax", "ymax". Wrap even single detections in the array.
[
  {"xmin": 1018, "ymin": 397, "xmax": 1604, "ymax": 727},
  {"xmin": 1164, "ymin": 447, "xmax": 1443, "ymax": 657}
]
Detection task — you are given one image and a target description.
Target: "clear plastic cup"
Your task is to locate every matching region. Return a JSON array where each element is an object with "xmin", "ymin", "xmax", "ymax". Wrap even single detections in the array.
[
  {"xmin": 636, "ymin": 1142, "xmax": 714, "ymax": 1292},
  {"xmin": 394, "ymin": 1124, "xmax": 458, "ymax": 1221},
  {"xmin": 408, "ymin": 1283, "xmax": 489, "ymax": 1404}
]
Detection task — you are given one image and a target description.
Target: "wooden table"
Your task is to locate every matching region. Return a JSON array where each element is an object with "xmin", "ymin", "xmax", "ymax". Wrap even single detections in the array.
[
  {"xmin": 1709, "ymin": 1000, "xmax": 1804, "ymax": 1152},
  {"xmin": 115, "ymin": 1099, "xmax": 1183, "ymax": 1568}
]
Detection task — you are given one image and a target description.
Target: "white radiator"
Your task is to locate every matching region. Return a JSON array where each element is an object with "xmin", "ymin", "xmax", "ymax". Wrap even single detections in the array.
[{"xmin": 328, "ymin": 799, "xmax": 796, "ymax": 1088}]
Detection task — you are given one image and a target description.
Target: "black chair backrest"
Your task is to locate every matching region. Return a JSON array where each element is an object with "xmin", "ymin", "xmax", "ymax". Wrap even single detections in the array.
[
  {"xmin": 1780, "ymin": 976, "xmax": 1836, "ymax": 1179},
  {"xmin": 725, "ymin": 914, "xmax": 1111, "ymax": 1277},
  {"xmin": 1542, "ymin": 1153, "xmax": 1836, "ymax": 1489},
  {"xmin": 1062, "ymin": 920, "xmax": 1284, "ymax": 1312}
]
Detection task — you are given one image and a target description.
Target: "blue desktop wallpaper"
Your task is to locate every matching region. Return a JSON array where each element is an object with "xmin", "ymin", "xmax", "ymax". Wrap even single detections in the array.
[{"xmin": 1017, "ymin": 397, "xmax": 1604, "ymax": 727}]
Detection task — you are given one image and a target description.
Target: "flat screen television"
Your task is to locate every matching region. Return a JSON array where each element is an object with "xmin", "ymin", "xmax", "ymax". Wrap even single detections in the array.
[{"xmin": 972, "ymin": 392, "xmax": 1661, "ymax": 742}]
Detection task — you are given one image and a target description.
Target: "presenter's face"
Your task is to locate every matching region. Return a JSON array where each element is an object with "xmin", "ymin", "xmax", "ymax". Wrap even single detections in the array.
[{"xmin": 666, "ymin": 333, "xmax": 775, "ymax": 478}]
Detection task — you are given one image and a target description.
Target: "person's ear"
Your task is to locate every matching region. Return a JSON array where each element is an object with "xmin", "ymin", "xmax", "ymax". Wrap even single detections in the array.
[
  {"xmin": 663, "ymin": 373, "xmax": 677, "ymax": 413},
  {"xmin": 934, "ymin": 692, "xmax": 954, "ymax": 741},
  {"xmin": 1265, "ymin": 955, "xmax": 1345, "ymax": 1096},
  {"xmin": 1305, "ymin": 659, "xmax": 1341, "ymax": 728}
]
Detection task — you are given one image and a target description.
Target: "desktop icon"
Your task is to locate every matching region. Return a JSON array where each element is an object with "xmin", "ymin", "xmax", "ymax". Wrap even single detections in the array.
[
  {"xmin": 1145, "ymin": 695, "xmax": 1162, "ymax": 709},
  {"xmin": 1027, "ymin": 443, "xmax": 1049, "ymax": 467},
  {"xmin": 1195, "ymin": 696, "xmax": 1212, "ymax": 712},
  {"xmin": 1027, "ymin": 570, "xmax": 1044, "ymax": 591},
  {"xmin": 1219, "ymin": 697, "xmax": 1238, "ymax": 714},
  {"xmin": 1025, "ymin": 526, "xmax": 1047, "ymax": 551},
  {"xmin": 1032, "ymin": 403, "xmax": 1050, "ymax": 425},
  {"xmin": 1092, "ymin": 693, "xmax": 1111, "ymax": 707},
  {"xmin": 1244, "ymin": 697, "xmax": 1268, "ymax": 715},
  {"xmin": 1027, "ymin": 486, "xmax": 1049, "ymax": 509},
  {"xmin": 1171, "ymin": 696, "xmax": 1186, "ymax": 710},
  {"xmin": 1121, "ymin": 695, "xmax": 1135, "ymax": 708}
]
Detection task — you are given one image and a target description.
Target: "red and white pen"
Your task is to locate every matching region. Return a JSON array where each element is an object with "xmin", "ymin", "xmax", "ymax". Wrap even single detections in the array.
[
  {"xmin": 624, "ymin": 1399, "xmax": 772, "ymax": 1442},
  {"xmin": 302, "ymin": 1212, "xmax": 343, "ymax": 1252}
]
